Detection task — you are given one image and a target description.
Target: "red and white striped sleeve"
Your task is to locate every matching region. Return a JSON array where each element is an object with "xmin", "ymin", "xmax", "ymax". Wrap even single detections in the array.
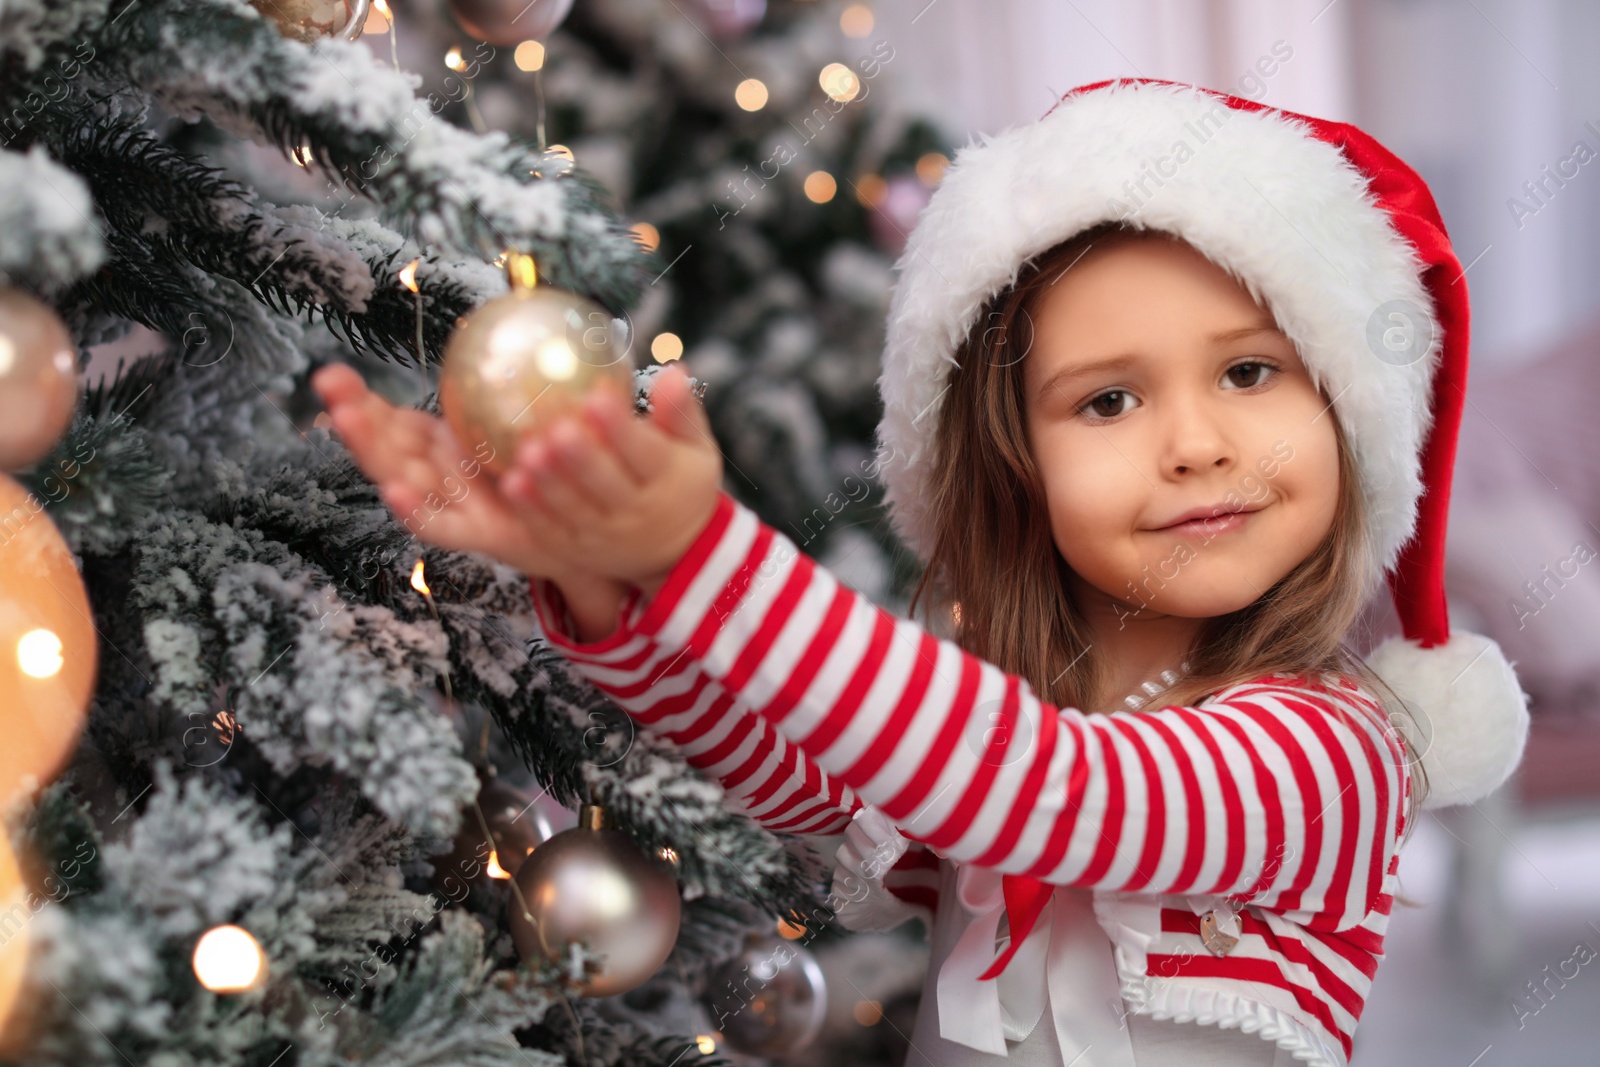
[
  {"xmin": 561, "ymin": 490, "xmax": 1410, "ymax": 933},
  {"xmin": 530, "ymin": 576, "xmax": 865, "ymax": 837}
]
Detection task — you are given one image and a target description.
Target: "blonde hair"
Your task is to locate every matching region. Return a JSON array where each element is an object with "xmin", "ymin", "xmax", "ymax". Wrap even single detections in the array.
[{"xmin": 905, "ymin": 221, "xmax": 1429, "ymax": 862}]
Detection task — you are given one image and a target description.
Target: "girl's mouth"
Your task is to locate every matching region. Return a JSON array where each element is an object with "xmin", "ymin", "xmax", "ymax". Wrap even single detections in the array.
[{"xmin": 1154, "ymin": 508, "xmax": 1261, "ymax": 538}]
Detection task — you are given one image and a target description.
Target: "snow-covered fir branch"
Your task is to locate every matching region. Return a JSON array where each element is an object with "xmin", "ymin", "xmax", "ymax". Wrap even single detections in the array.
[
  {"xmin": 0, "ymin": 145, "xmax": 104, "ymax": 291},
  {"xmin": 87, "ymin": 0, "xmax": 653, "ymax": 312}
]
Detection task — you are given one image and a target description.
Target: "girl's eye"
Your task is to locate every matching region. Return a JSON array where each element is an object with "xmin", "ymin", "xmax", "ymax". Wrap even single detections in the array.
[
  {"xmin": 1223, "ymin": 361, "xmax": 1280, "ymax": 389},
  {"xmin": 1077, "ymin": 389, "xmax": 1135, "ymax": 422}
]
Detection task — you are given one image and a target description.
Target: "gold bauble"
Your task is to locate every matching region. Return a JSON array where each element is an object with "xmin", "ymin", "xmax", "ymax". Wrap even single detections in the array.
[
  {"xmin": 0, "ymin": 474, "xmax": 96, "ymax": 802},
  {"xmin": 438, "ymin": 286, "xmax": 633, "ymax": 475},
  {"xmin": 0, "ymin": 290, "xmax": 79, "ymax": 472},
  {"xmin": 250, "ymin": 0, "xmax": 371, "ymax": 42},
  {"xmin": 506, "ymin": 805, "xmax": 680, "ymax": 997}
]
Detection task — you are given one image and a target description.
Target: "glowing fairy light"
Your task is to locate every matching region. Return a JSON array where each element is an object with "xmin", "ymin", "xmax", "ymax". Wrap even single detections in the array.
[
  {"xmin": 820, "ymin": 62, "xmax": 860, "ymax": 102},
  {"xmin": 485, "ymin": 849, "xmax": 512, "ymax": 880},
  {"xmin": 916, "ymin": 151, "xmax": 951, "ymax": 186},
  {"xmin": 650, "ymin": 332, "xmax": 683, "ymax": 363},
  {"xmin": 445, "ymin": 45, "xmax": 466, "ymax": 71},
  {"xmin": 630, "ymin": 222, "xmax": 660, "ymax": 252},
  {"xmin": 193, "ymin": 925, "xmax": 266, "ymax": 993},
  {"xmin": 514, "ymin": 40, "xmax": 545, "ymax": 71},
  {"xmin": 16, "ymin": 628, "xmax": 63, "ymax": 679},
  {"xmin": 398, "ymin": 258, "xmax": 420, "ymax": 294},
  {"xmin": 410, "ymin": 558, "xmax": 430, "ymax": 596},
  {"xmin": 803, "ymin": 170, "xmax": 837, "ymax": 203},
  {"xmin": 734, "ymin": 77, "xmax": 768, "ymax": 111}
]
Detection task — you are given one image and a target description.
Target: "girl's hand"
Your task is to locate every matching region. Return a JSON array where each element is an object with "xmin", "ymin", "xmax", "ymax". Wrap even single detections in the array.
[
  {"xmin": 310, "ymin": 362, "xmax": 579, "ymax": 581},
  {"xmin": 498, "ymin": 361, "xmax": 724, "ymax": 598}
]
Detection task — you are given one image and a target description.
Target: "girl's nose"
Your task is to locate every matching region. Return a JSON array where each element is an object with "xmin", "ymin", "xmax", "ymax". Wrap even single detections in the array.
[{"xmin": 1162, "ymin": 395, "xmax": 1235, "ymax": 476}]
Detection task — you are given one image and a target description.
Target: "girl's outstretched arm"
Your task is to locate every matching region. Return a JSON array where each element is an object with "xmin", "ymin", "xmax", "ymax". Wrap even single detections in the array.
[
  {"xmin": 547, "ymin": 489, "xmax": 1410, "ymax": 935},
  {"xmin": 531, "ymin": 575, "xmax": 865, "ymax": 837},
  {"xmin": 531, "ymin": 574, "xmax": 942, "ymax": 929}
]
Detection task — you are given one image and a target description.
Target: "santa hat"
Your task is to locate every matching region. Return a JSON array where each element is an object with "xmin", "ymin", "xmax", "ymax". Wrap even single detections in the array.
[{"xmin": 873, "ymin": 78, "xmax": 1528, "ymax": 811}]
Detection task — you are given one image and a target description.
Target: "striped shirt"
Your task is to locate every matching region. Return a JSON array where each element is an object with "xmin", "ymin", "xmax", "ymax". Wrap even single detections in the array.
[{"xmin": 530, "ymin": 489, "xmax": 1410, "ymax": 1066}]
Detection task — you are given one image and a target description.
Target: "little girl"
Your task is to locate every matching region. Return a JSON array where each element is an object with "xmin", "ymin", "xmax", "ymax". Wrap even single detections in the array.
[{"xmin": 314, "ymin": 79, "xmax": 1530, "ymax": 1067}]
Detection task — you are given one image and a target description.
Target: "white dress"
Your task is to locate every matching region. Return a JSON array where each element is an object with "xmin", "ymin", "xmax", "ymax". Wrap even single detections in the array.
[{"xmin": 899, "ymin": 854, "xmax": 1293, "ymax": 1067}]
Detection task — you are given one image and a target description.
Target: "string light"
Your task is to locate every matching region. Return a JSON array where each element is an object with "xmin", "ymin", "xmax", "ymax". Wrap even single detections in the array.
[
  {"xmin": 444, "ymin": 45, "xmax": 466, "ymax": 71},
  {"xmin": 803, "ymin": 171, "xmax": 837, "ymax": 203},
  {"xmin": 916, "ymin": 151, "xmax": 951, "ymax": 186},
  {"xmin": 734, "ymin": 77, "xmax": 768, "ymax": 111},
  {"xmin": 399, "ymin": 259, "xmax": 427, "ymax": 390},
  {"xmin": 514, "ymin": 40, "xmax": 545, "ymax": 71},
  {"xmin": 485, "ymin": 850, "xmax": 512, "ymax": 880},
  {"xmin": 840, "ymin": 4, "xmax": 873, "ymax": 36},
  {"xmin": 657, "ymin": 846, "xmax": 678, "ymax": 864},
  {"xmin": 650, "ymin": 333, "xmax": 683, "ymax": 363},
  {"xmin": 854, "ymin": 173, "xmax": 887, "ymax": 208},
  {"xmin": 410, "ymin": 558, "xmax": 431, "ymax": 596},
  {"xmin": 368, "ymin": 0, "xmax": 399, "ymax": 71},
  {"xmin": 16, "ymin": 628, "xmax": 63, "ymax": 679},
  {"xmin": 695, "ymin": 1035, "xmax": 717, "ymax": 1054},
  {"xmin": 193, "ymin": 925, "xmax": 266, "ymax": 993},
  {"xmin": 630, "ymin": 222, "xmax": 660, "ymax": 252},
  {"xmin": 819, "ymin": 62, "xmax": 860, "ymax": 103}
]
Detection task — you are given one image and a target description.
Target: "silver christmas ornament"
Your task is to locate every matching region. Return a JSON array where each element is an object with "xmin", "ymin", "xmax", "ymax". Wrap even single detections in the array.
[
  {"xmin": 507, "ymin": 804, "xmax": 680, "ymax": 997},
  {"xmin": 703, "ymin": 934, "xmax": 827, "ymax": 1055},
  {"xmin": 448, "ymin": 0, "xmax": 573, "ymax": 45}
]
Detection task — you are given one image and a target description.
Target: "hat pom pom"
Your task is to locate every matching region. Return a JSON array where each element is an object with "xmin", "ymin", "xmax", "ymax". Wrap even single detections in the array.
[{"xmin": 1365, "ymin": 631, "xmax": 1530, "ymax": 809}]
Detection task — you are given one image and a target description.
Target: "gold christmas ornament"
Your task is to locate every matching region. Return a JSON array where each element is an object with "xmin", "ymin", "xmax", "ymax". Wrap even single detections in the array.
[
  {"xmin": 507, "ymin": 804, "xmax": 680, "ymax": 997},
  {"xmin": 250, "ymin": 0, "xmax": 371, "ymax": 43},
  {"xmin": 438, "ymin": 261, "xmax": 632, "ymax": 475},
  {"xmin": 0, "ymin": 473, "xmax": 96, "ymax": 803},
  {"xmin": 0, "ymin": 290, "xmax": 79, "ymax": 472},
  {"xmin": 449, "ymin": 0, "xmax": 574, "ymax": 45}
]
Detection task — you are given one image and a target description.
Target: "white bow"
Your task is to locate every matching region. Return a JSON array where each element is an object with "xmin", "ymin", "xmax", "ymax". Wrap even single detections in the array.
[
  {"xmin": 830, "ymin": 807, "xmax": 1139, "ymax": 1064},
  {"xmin": 936, "ymin": 862, "xmax": 1053, "ymax": 1054}
]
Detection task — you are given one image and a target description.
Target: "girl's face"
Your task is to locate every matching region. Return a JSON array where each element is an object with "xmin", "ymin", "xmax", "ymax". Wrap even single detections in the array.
[{"xmin": 1022, "ymin": 234, "xmax": 1340, "ymax": 621}]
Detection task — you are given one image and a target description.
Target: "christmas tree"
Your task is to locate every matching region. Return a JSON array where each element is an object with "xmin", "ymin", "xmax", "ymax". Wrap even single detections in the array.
[
  {"xmin": 393, "ymin": 0, "xmax": 948, "ymax": 605},
  {"xmin": 0, "ymin": 1, "xmax": 949, "ymax": 1063}
]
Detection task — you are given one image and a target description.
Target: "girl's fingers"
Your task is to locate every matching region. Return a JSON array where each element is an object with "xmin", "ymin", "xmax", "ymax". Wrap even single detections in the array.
[
  {"xmin": 520, "ymin": 436, "xmax": 605, "ymax": 528},
  {"xmin": 539, "ymin": 415, "xmax": 635, "ymax": 509},
  {"xmin": 580, "ymin": 377, "xmax": 665, "ymax": 483},
  {"xmin": 311, "ymin": 363, "xmax": 368, "ymax": 408},
  {"xmin": 500, "ymin": 466, "xmax": 566, "ymax": 531},
  {"xmin": 648, "ymin": 363, "xmax": 714, "ymax": 444}
]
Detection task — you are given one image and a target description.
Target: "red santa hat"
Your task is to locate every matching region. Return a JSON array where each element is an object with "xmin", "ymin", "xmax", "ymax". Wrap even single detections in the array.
[{"xmin": 873, "ymin": 77, "xmax": 1528, "ymax": 810}]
